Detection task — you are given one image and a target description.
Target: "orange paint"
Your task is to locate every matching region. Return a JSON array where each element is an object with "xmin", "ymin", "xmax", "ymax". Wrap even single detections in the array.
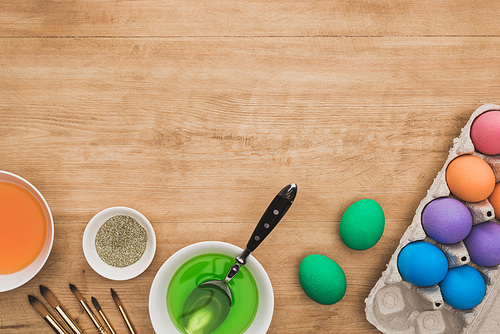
[{"xmin": 0, "ymin": 181, "xmax": 47, "ymax": 274}]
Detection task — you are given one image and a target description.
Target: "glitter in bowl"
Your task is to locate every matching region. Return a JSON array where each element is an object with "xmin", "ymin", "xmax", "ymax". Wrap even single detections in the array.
[{"xmin": 95, "ymin": 215, "xmax": 148, "ymax": 267}]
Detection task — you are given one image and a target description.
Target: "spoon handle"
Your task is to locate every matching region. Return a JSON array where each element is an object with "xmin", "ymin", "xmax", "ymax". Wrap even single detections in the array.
[{"xmin": 245, "ymin": 183, "xmax": 297, "ymax": 253}]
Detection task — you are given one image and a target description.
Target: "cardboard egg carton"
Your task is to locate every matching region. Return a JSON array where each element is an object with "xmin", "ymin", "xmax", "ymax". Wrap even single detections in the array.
[{"xmin": 365, "ymin": 104, "xmax": 500, "ymax": 334}]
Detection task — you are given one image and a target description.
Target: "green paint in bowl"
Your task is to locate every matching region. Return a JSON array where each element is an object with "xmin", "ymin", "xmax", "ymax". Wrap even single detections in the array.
[{"xmin": 167, "ymin": 253, "xmax": 259, "ymax": 334}]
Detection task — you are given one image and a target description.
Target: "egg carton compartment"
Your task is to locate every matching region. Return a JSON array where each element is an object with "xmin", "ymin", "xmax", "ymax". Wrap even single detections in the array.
[{"xmin": 366, "ymin": 104, "xmax": 500, "ymax": 333}]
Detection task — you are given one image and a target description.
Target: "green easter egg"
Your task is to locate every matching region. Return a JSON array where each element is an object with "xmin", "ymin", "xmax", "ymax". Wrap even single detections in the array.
[
  {"xmin": 340, "ymin": 199, "xmax": 385, "ymax": 250},
  {"xmin": 299, "ymin": 254, "xmax": 346, "ymax": 305}
]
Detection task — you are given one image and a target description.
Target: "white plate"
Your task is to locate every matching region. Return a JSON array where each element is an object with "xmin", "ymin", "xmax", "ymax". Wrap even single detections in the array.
[
  {"xmin": 149, "ymin": 241, "xmax": 274, "ymax": 334},
  {"xmin": 83, "ymin": 206, "xmax": 156, "ymax": 280}
]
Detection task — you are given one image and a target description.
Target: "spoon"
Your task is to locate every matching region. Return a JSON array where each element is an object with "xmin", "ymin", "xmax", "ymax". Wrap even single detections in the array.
[{"xmin": 181, "ymin": 183, "xmax": 297, "ymax": 334}]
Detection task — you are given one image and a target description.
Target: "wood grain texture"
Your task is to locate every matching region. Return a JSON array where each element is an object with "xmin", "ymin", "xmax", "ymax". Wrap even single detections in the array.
[
  {"xmin": 0, "ymin": 0, "xmax": 499, "ymax": 37},
  {"xmin": 1, "ymin": 1, "xmax": 499, "ymax": 333},
  {"xmin": 0, "ymin": 37, "xmax": 498, "ymax": 225}
]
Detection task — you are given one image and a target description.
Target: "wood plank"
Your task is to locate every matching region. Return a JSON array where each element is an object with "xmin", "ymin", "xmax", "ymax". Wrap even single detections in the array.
[
  {"xmin": 0, "ymin": 1, "xmax": 499, "ymax": 37},
  {"xmin": 0, "ymin": 220, "xmax": 407, "ymax": 333},
  {"xmin": 0, "ymin": 37, "xmax": 498, "ymax": 224}
]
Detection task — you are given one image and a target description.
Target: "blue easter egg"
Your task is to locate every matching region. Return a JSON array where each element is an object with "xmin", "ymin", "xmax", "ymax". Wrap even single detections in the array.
[
  {"xmin": 439, "ymin": 265, "xmax": 486, "ymax": 309},
  {"xmin": 397, "ymin": 241, "xmax": 448, "ymax": 287}
]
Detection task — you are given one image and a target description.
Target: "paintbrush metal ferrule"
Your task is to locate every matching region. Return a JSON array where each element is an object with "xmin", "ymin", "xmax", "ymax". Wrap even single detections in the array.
[
  {"xmin": 79, "ymin": 300, "xmax": 107, "ymax": 334},
  {"xmin": 45, "ymin": 314, "xmax": 70, "ymax": 334},
  {"xmin": 54, "ymin": 306, "xmax": 84, "ymax": 334},
  {"xmin": 70, "ymin": 284, "xmax": 107, "ymax": 334},
  {"xmin": 111, "ymin": 289, "xmax": 136, "ymax": 334},
  {"xmin": 118, "ymin": 305, "xmax": 136, "ymax": 334},
  {"xmin": 98, "ymin": 309, "xmax": 116, "ymax": 334},
  {"xmin": 28, "ymin": 295, "xmax": 69, "ymax": 334},
  {"xmin": 39, "ymin": 285, "xmax": 83, "ymax": 334},
  {"xmin": 92, "ymin": 297, "xmax": 116, "ymax": 334}
]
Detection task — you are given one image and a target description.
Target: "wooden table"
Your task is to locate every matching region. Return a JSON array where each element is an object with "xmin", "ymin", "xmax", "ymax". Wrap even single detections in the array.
[{"xmin": 0, "ymin": 1, "xmax": 499, "ymax": 333}]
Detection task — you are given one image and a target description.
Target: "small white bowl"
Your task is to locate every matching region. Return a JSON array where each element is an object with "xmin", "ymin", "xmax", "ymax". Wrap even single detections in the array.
[
  {"xmin": 0, "ymin": 171, "xmax": 54, "ymax": 292},
  {"xmin": 83, "ymin": 206, "xmax": 156, "ymax": 280},
  {"xmin": 149, "ymin": 241, "xmax": 274, "ymax": 334}
]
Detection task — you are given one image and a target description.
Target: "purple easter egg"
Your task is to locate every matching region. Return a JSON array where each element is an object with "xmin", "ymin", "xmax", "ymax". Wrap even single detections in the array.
[
  {"xmin": 422, "ymin": 197, "xmax": 472, "ymax": 244},
  {"xmin": 464, "ymin": 221, "xmax": 500, "ymax": 267}
]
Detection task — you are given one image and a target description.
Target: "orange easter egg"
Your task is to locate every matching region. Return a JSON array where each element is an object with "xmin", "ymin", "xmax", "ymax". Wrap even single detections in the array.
[
  {"xmin": 446, "ymin": 155, "xmax": 495, "ymax": 203},
  {"xmin": 489, "ymin": 183, "xmax": 500, "ymax": 219}
]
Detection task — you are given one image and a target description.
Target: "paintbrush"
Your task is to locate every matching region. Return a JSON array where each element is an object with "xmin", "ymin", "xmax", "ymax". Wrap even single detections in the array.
[
  {"xmin": 91, "ymin": 297, "xmax": 116, "ymax": 334},
  {"xmin": 39, "ymin": 285, "xmax": 83, "ymax": 334},
  {"xmin": 69, "ymin": 284, "xmax": 107, "ymax": 334},
  {"xmin": 28, "ymin": 295, "xmax": 69, "ymax": 334},
  {"xmin": 111, "ymin": 288, "xmax": 136, "ymax": 334}
]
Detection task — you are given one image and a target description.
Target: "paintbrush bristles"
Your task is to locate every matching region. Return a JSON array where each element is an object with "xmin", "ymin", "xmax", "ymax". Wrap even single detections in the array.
[
  {"xmin": 28, "ymin": 295, "xmax": 50, "ymax": 317},
  {"xmin": 110, "ymin": 289, "xmax": 122, "ymax": 307},
  {"xmin": 39, "ymin": 285, "xmax": 61, "ymax": 308},
  {"xmin": 69, "ymin": 284, "xmax": 84, "ymax": 300},
  {"xmin": 91, "ymin": 297, "xmax": 101, "ymax": 311}
]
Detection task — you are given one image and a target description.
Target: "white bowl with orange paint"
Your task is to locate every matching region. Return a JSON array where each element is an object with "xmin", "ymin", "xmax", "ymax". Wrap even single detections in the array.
[{"xmin": 0, "ymin": 171, "xmax": 54, "ymax": 292}]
